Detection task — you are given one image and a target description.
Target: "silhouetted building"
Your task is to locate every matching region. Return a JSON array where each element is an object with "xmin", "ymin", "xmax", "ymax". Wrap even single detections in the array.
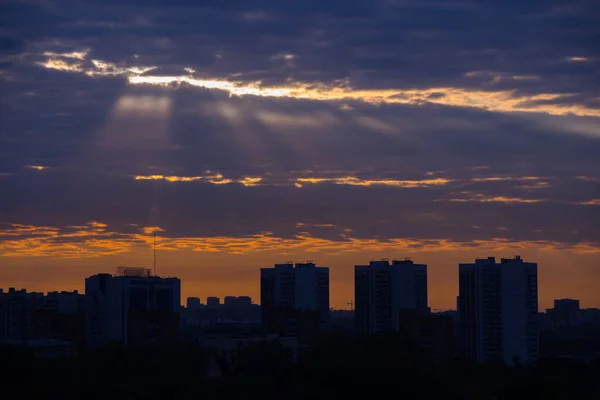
[
  {"xmin": 237, "ymin": 296, "xmax": 252, "ymax": 307},
  {"xmin": 31, "ymin": 291, "xmax": 84, "ymax": 344},
  {"xmin": 0, "ymin": 288, "xmax": 34, "ymax": 341},
  {"xmin": 206, "ymin": 297, "xmax": 220, "ymax": 308},
  {"xmin": 260, "ymin": 262, "xmax": 329, "ymax": 336},
  {"xmin": 186, "ymin": 297, "xmax": 201, "ymax": 310},
  {"xmin": 85, "ymin": 268, "xmax": 181, "ymax": 347},
  {"xmin": 354, "ymin": 259, "xmax": 428, "ymax": 337},
  {"xmin": 578, "ymin": 308, "xmax": 600, "ymax": 327},
  {"xmin": 43, "ymin": 291, "xmax": 83, "ymax": 314},
  {"xmin": 0, "ymin": 289, "xmax": 84, "ymax": 344},
  {"xmin": 459, "ymin": 256, "xmax": 538, "ymax": 365},
  {"xmin": 544, "ymin": 299, "xmax": 600, "ymax": 330},
  {"xmin": 224, "ymin": 296, "xmax": 237, "ymax": 307},
  {"xmin": 546, "ymin": 299, "xmax": 580, "ymax": 328},
  {"xmin": 222, "ymin": 296, "xmax": 253, "ymax": 308},
  {"xmin": 399, "ymin": 309, "xmax": 454, "ymax": 364}
]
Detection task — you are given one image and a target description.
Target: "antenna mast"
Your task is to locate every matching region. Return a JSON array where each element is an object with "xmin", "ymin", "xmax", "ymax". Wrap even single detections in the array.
[{"xmin": 153, "ymin": 232, "xmax": 156, "ymax": 276}]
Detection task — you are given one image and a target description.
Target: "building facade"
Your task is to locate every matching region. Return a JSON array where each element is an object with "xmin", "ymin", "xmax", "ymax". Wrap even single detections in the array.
[
  {"xmin": 260, "ymin": 262, "xmax": 329, "ymax": 336},
  {"xmin": 354, "ymin": 259, "xmax": 428, "ymax": 337},
  {"xmin": 85, "ymin": 268, "xmax": 181, "ymax": 347},
  {"xmin": 459, "ymin": 256, "xmax": 538, "ymax": 365}
]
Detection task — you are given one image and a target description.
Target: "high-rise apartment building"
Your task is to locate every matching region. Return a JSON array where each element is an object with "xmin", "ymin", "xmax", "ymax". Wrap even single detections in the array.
[
  {"xmin": 260, "ymin": 262, "xmax": 329, "ymax": 336},
  {"xmin": 458, "ymin": 256, "xmax": 538, "ymax": 365},
  {"xmin": 354, "ymin": 259, "xmax": 428, "ymax": 337},
  {"xmin": 85, "ymin": 267, "xmax": 181, "ymax": 347}
]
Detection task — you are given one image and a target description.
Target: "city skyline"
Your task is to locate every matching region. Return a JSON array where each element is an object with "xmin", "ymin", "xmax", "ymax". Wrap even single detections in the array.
[
  {"xmin": 1, "ymin": 254, "xmax": 595, "ymax": 312},
  {"xmin": 1, "ymin": 0, "xmax": 599, "ymax": 311}
]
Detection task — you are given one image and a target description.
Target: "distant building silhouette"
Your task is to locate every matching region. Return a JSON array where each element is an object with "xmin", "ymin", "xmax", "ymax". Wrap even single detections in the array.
[
  {"xmin": 354, "ymin": 259, "xmax": 428, "ymax": 337},
  {"xmin": 0, "ymin": 289, "xmax": 84, "ymax": 344},
  {"xmin": 260, "ymin": 262, "xmax": 329, "ymax": 338},
  {"xmin": 547, "ymin": 299, "xmax": 580, "ymax": 328},
  {"xmin": 222, "ymin": 296, "xmax": 253, "ymax": 308},
  {"xmin": 544, "ymin": 298, "xmax": 600, "ymax": 329},
  {"xmin": 206, "ymin": 297, "xmax": 220, "ymax": 308},
  {"xmin": 31, "ymin": 291, "xmax": 84, "ymax": 344},
  {"xmin": 236, "ymin": 296, "xmax": 252, "ymax": 307},
  {"xmin": 85, "ymin": 268, "xmax": 181, "ymax": 347},
  {"xmin": 0, "ymin": 288, "xmax": 32, "ymax": 341},
  {"xmin": 186, "ymin": 297, "xmax": 201, "ymax": 310},
  {"xmin": 459, "ymin": 256, "xmax": 538, "ymax": 365}
]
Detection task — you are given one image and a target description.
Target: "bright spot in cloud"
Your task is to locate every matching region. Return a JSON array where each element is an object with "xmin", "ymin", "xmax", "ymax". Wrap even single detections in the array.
[
  {"xmin": 42, "ymin": 50, "xmax": 89, "ymax": 60},
  {"xmin": 26, "ymin": 165, "xmax": 48, "ymax": 171},
  {"xmin": 566, "ymin": 56, "xmax": 589, "ymax": 62},
  {"xmin": 128, "ymin": 75, "xmax": 294, "ymax": 97}
]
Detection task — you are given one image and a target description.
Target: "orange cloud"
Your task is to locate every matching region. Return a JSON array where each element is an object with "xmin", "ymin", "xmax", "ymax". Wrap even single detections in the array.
[
  {"xmin": 1, "ymin": 222, "xmax": 598, "ymax": 258},
  {"xmin": 295, "ymin": 176, "xmax": 451, "ymax": 188},
  {"xmin": 134, "ymin": 173, "xmax": 260, "ymax": 186}
]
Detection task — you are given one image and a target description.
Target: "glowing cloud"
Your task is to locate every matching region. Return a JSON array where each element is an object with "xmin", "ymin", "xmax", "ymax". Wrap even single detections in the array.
[
  {"xmin": 134, "ymin": 173, "xmax": 259, "ymax": 186},
  {"xmin": 295, "ymin": 176, "xmax": 451, "ymax": 188},
  {"xmin": 26, "ymin": 165, "xmax": 48, "ymax": 171},
  {"xmin": 1, "ymin": 222, "xmax": 599, "ymax": 258},
  {"xmin": 238, "ymin": 177, "xmax": 263, "ymax": 187},
  {"xmin": 33, "ymin": 52, "xmax": 600, "ymax": 117},
  {"xmin": 566, "ymin": 57, "xmax": 589, "ymax": 62},
  {"xmin": 42, "ymin": 50, "xmax": 89, "ymax": 60},
  {"xmin": 128, "ymin": 75, "xmax": 294, "ymax": 97}
]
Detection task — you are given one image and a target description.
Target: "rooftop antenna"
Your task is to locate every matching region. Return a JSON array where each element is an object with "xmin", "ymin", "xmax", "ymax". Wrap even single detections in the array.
[{"xmin": 153, "ymin": 232, "xmax": 156, "ymax": 277}]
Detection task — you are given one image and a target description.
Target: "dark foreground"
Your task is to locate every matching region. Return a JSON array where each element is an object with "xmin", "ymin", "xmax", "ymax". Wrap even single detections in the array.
[{"xmin": 1, "ymin": 333, "xmax": 599, "ymax": 399}]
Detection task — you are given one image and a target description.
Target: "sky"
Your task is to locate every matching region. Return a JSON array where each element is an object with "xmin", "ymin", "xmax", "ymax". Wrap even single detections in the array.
[{"xmin": 0, "ymin": 0, "xmax": 599, "ymax": 310}]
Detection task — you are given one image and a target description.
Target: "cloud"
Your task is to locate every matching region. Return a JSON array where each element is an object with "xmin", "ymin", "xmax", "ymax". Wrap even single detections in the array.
[
  {"xmin": 31, "ymin": 51, "xmax": 600, "ymax": 117},
  {"xmin": 1, "ymin": 221, "xmax": 598, "ymax": 258},
  {"xmin": 295, "ymin": 176, "xmax": 451, "ymax": 188},
  {"xmin": 133, "ymin": 173, "xmax": 263, "ymax": 186},
  {"xmin": 0, "ymin": 0, "xmax": 598, "ymax": 257},
  {"xmin": 444, "ymin": 195, "xmax": 543, "ymax": 204}
]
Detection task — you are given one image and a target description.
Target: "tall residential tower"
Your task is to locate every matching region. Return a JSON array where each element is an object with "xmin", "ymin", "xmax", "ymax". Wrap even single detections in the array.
[
  {"xmin": 458, "ymin": 256, "xmax": 538, "ymax": 365},
  {"xmin": 354, "ymin": 259, "xmax": 428, "ymax": 337},
  {"xmin": 85, "ymin": 267, "xmax": 181, "ymax": 347},
  {"xmin": 260, "ymin": 262, "xmax": 329, "ymax": 336}
]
